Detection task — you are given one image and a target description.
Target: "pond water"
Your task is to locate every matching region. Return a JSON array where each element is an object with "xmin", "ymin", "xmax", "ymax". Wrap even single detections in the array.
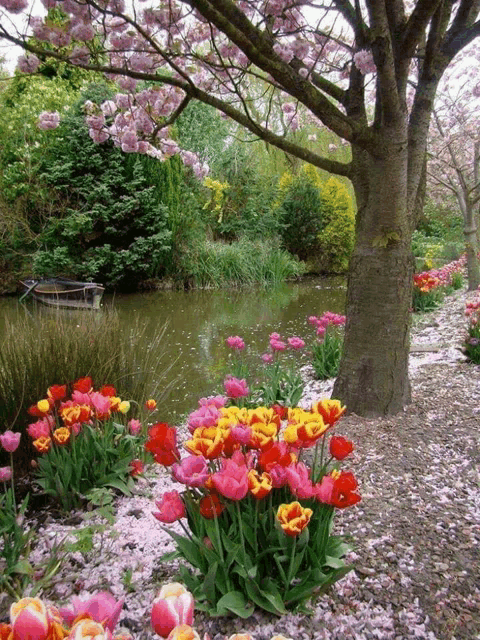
[{"xmin": 0, "ymin": 276, "xmax": 346, "ymax": 423}]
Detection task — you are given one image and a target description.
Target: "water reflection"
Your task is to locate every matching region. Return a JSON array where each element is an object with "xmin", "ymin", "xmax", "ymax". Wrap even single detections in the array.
[{"xmin": 0, "ymin": 277, "xmax": 345, "ymax": 423}]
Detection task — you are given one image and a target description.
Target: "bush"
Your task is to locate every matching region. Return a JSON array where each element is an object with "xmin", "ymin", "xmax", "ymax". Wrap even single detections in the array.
[
  {"xmin": 464, "ymin": 297, "xmax": 480, "ymax": 364},
  {"xmin": 275, "ymin": 166, "xmax": 355, "ymax": 271}
]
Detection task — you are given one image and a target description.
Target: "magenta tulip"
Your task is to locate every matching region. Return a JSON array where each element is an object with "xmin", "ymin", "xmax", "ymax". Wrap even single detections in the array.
[
  {"xmin": 0, "ymin": 430, "xmax": 21, "ymax": 453},
  {"xmin": 226, "ymin": 336, "xmax": 245, "ymax": 350},
  {"xmin": 153, "ymin": 491, "xmax": 186, "ymax": 523},
  {"xmin": 223, "ymin": 376, "xmax": 249, "ymax": 399},
  {"xmin": 0, "ymin": 466, "xmax": 12, "ymax": 482},
  {"xmin": 172, "ymin": 456, "xmax": 209, "ymax": 487},
  {"xmin": 151, "ymin": 583, "xmax": 194, "ymax": 638}
]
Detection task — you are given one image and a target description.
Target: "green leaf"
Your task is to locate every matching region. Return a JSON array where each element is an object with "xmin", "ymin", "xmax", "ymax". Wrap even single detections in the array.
[
  {"xmin": 324, "ymin": 555, "xmax": 346, "ymax": 569},
  {"xmin": 285, "ymin": 577, "xmax": 324, "ymax": 605},
  {"xmin": 12, "ymin": 559, "xmax": 33, "ymax": 576},
  {"xmin": 203, "ymin": 561, "xmax": 218, "ymax": 604},
  {"xmin": 166, "ymin": 530, "xmax": 207, "ymax": 572},
  {"xmin": 215, "ymin": 591, "xmax": 255, "ymax": 618},
  {"xmin": 245, "ymin": 579, "xmax": 287, "ymax": 616}
]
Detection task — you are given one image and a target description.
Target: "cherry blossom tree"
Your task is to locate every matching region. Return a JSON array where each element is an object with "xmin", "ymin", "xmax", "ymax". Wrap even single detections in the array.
[
  {"xmin": 428, "ymin": 50, "xmax": 480, "ymax": 290},
  {"xmin": 1, "ymin": 0, "xmax": 480, "ymax": 416}
]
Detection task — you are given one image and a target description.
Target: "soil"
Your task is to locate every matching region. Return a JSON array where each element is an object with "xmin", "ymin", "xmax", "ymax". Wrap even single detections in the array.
[{"xmin": 1, "ymin": 288, "xmax": 479, "ymax": 640}]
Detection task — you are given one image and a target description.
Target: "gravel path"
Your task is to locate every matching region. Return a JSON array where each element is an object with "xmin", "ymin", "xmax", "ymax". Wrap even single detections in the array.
[{"xmin": 4, "ymin": 288, "xmax": 479, "ymax": 640}]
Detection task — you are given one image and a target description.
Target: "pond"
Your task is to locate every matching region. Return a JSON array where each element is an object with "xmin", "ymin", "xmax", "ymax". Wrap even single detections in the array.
[{"xmin": 0, "ymin": 276, "xmax": 346, "ymax": 423}]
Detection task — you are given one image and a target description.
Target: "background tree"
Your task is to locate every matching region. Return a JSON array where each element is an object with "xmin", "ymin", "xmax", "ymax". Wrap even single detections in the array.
[
  {"xmin": 427, "ymin": 50, "xmax": 480, "ymax": 290},
  {"xmin": 2, "ymin": 0, "xmax": 480, "ymax": 416}
]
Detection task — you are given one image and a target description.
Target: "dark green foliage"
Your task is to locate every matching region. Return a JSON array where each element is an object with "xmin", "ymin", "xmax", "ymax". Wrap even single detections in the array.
[
  {"xmin": 278, "ymin": 178, "xmax": 325, "ymax": 261},
  {"xmin": 464, "ymin": 324, "xmax": 480, "ymax": 364},
  {"xmin": 311, "ymin": 330, "xmax": 343, "ymax": 380},
  {"xmin": 33, "ymin": 84, "xmax": 176, "ymax": 288}
]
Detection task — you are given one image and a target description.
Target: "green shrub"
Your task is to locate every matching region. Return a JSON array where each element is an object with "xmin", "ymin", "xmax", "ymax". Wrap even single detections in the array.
[{"xmin": 411, "ymin": 287, "xmax": 444, "ymax": 312}]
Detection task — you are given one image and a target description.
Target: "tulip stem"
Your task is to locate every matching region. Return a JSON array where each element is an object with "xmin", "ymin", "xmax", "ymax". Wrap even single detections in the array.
[
  {"xmin": 235, "ymin": 501, "xmax": 247, "ymax": 564},
  {"xmin": 286, "ymin": 536, "xmax": 297, "ymax": 588},
  {"xmin": 10, "ymin": 453, "xmax": 16, "ymax": 511},
  {"xmin": 179, "ymin": 519, "xmax": 194, "ymax": 542}
]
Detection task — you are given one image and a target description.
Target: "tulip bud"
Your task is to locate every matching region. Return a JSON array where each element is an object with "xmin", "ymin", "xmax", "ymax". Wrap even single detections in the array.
[
  {"xmin": 68, "ymin": 619, "xmax": 108, "ymax": 640},
  {"xmin": 151, "ymin": 584, "xmax": 194, "ymax": 638}
]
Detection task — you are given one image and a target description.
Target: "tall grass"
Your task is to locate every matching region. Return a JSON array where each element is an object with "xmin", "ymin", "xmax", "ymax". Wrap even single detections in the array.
[
  {"xmin": 188, "ymin": 238, "xmax": 305, "ymax": 288},
  {"xmin": 0, "ymin": 307, "xmax": 175, "ymax": 470}
]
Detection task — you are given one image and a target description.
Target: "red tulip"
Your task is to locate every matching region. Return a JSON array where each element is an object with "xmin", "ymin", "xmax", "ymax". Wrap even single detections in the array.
[
  {"xmin": 153, "ymin": 491, "xmax": 186, "ymax": 523},
  {"xmin": 329, "ymin": 435, "xmax": 354, "ymax": 460},
  {"xmin": 145, "ymin": 423, "xmax": 179, "ymax": 466}
]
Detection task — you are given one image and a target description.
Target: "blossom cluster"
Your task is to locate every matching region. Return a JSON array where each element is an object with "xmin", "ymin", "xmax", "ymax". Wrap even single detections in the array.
[
  {"xmin": 308, "ymin": 311, "xmax": 346, "ymax": 338},
  {"xmin": 25, "ymin": 377, "xmax": 134, "ymax": 455},
  {"xmin": 148, "ymin": 397, "xmax": 359, "ymax": 537}
]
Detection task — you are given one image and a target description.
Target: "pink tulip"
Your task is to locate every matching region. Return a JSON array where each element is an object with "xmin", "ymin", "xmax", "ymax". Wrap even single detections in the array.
[
  {"xmin": 226, "ymin": 335, "xmax": 245, "ymax": 350},
  {"xmin": 0, "ymin": 430, "xmax": 21, "ymax": 453},
  {"xmin": 0, "ymin": 466, "xmax": 12, "ymax": 482},
  {"xmin": 268, "ymin": 464, "xmax": 289, "ymax": 488},
  {"xmin": 59, "ymin": 592, "xmax": 124, "ymax": 632},
  {"xmin": 230, "ymin": 425, "xmax": 252, "ymax": 445},
  {"xmin": 212, "ymin": 458, "xmax": 248, "ymax": 501},
  {"xmin": 269, "ymin": 332, "xmax": 281, "ymax": 340},
  {"xmin": 10, "ymin": 598, "xmax": 50, "ymax": 640},
  {"xmin": 187, "ymin": 405, "xmax": 220, "ymax": 432},
  {"xmin": 224, "ymin": 376, "xmax": 249, "ymax": 399},
  {"xmin": 172, "ymin": 455, "xmax": 209, "ymax": 487},
  {"xmin": 287, "ymin": 336, "xmax": 305, "ymax": 350},
  {"xmin": 285, "ymin": 462, "xmax": 316, "ymax": 499},
  {"xmin": 269, "ymin": 339, "xmax": 287, "ymax": 352},
  {"xmin": 197, "ymin": 395, "xmax": 227, "ymax": 408},
  {"xmin": 151, "ymin": 583, "xmax": 194, "ymax": 638},
  {"xmin": 27, "ymin": 419, "xmax": 52, "ymax": 440},
  {"xmin": 153, "ymin": 490, "xmax": 186, "ymax": 523},
  {"xmin": 128, "ymin": 419, "xmax": 142, "ymax": 435},
  {"xmin": 315, "ymin": 474, "xmax": 335, "ymax": 504},
  {"xmin": 261, "ymin": 353, "xmax": 273, "ymax": 364}
]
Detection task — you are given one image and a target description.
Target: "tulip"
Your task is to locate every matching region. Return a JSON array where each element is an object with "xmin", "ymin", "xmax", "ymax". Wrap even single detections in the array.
[
  {"xmin": 248, "ymin": 469, "xmax": 272, "ymax": 500},
  {"xmin": 223, "ymin": 376, "xmax": 249, "ymax": 399},
  {"xmin": 68, "ymin": 619, "xmax": 107, "ymax": 640},
  {"xmin": 129, "ymin": 459, "xmax": 144, "ymax": 476},
  {"xmin": 59, "ymin": 592, "xmax": 124, "ymax": 632},
  {"xmin": 187, "ymin": 405, "xmax": 220, "ymax": 432},
  {"xmin": 99, "ymin": 385, "xmax": 116, "ymax": 397},
  {"xmin": 184, "ymin": 427, "xmax": 223, "ymax": 460},
  {"xmin": 73, "ymin": 377, "xmax": 93, "ymax": 394},
  {"xmin": 285, "ymin": 463, "xmax": 316, "ymax": 500},
  {"xmin": 37, "ymin": 399, "xmax": 51, "ymax": 414},
  {"xmin": 330, "ymin": 471, "xmax": 361, "ymax": 509},
  {"xmin": 151, "ymin": 583, "xmax": 194, "ymax": 638},
  {"xmin": 10, "ymin": 598, "xmax": 50, "ymax": 640},
  {"xmin": 32, "ymin": 436, "xmax": 52, "ymax": 453},
  {"xmin": 47, "ymin": 385, "xmax": 67, "ymax": 402},
  {"xmin": 0, "ymin": 466, "xmax": 12, "ymax": 482},
  {"xmin": 329, "ymin": 435, "xmax": 354, "ymax": 460},
  {"xmin": 226, "ymin": 335, "xmax": 245, "ymax": 350},
  {"xmin": 145, "ymin": 423, "xmax": 179, "ymax": 466},
  {"xmin": 311, "ymin": 398, "xmax": 346, "ymax": 426},
  {"xmin": 276, "ymin": 502, "xmax": 313, "ymax": 537},
  {"xmin": 212, "ymin": 458, "xmax": 248, "ymax": 501},
  {"xmin": 53, "ymin": 428, "xmax": 71, "ymax": 446},
  {"xmin": 172, "ymin": 455, "xmax": 209, "ymax": 487},
  {"xmin": 287, "ymin": 336, "xmax": 305, "ymax": 349},
  {"xmin": 198, "ymin": 395, "xmax": 226, "ymax": 408},
  {"xmin": 0, "ymin": 623, "xmax": 12, "ymax": 640},
  {"xmin": 118, "ymin": 401, "xmax": 130, "ymax": 414},
  {"xmin": 27, "ymin": 419, "xmax": 52, "ymax": 440},
  {"xmin": 198, "ymin": 493, "xmax": 225, "ymax": 518},
  {"xmin": 145, "ymin": 398, "xmax": 157, "ymax": 411},
  {"xmin": 153, "ymin": 490, "xmax": 186, "ymax": 523},
  {"xmin": 166, "ymin": 626, "xmax": 200, "ymax": 640},
  {"xmin": 226, "ymin": 635, "xmax": 255, "ymax": 640},
  {"xmin": 261, "ymin": 353, "xmax": 273, "ymax": 364},
  {"xmin": 0, "ymin": 430, "xmax": 21, "ymax": 453},
  {"xmin": 128, "ymin": 419, "xmax": 142, "ymax": 435}
]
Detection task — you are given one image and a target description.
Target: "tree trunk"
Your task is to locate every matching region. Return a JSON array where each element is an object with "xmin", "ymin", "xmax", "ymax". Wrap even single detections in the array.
[
  {"xmin": 464, "ymin": 224, "xmax": 480, "ymax": 291},
  {"xmin": 333, "ymin": 132, "xmax": 414, "ymax": 416}
]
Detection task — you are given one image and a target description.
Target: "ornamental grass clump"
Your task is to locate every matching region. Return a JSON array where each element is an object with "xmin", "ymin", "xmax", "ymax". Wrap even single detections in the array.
[
  {"xmin": 26, "ymin": 377, "xmax": 149, "ymax": 511},
  {"xmin": 148, "ymin": 397, "xmax": 360, "ymax": 616},
  {"xmin": 308, "ymin": 312, "xmax": 346, "ymax": 380}
]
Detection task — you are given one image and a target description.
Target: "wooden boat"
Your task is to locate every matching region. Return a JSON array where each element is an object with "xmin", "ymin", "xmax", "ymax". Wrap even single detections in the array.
[{"xmin": 19, "ymin": 278, "xmax": 105, "ymax": 310}]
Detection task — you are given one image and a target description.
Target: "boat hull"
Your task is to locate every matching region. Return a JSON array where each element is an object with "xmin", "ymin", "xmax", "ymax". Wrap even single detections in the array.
[{"xmin": 20, "ymin": 279, "xmax": 105, "ymax": 310}]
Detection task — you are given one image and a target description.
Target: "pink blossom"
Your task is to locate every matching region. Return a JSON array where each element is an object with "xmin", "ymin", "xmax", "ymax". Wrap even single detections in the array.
[
  {"xmin": 212, "ymin": 457, "xmax": 248, "ymax": 500},
  {"xmin": 0, "ymin": 466, "xmax": 12, "ymax": 482},
  {"xmin": 90, "ymin": 392, "xmax": 111, "ymax": 416},
  {"xmin": 315, "ymin": 474, "xmax": 335, "ymax": 504},
  {"xmin": 59, "ymin": 592, "xmax": 124, "ymax": 632},
  {"xmin": 172, "ymin": 455, "xmax": 209, "ymax": 487},
  {"xmin": 230, "ymin": 424, "xmax": 252, "ymax": 445},
  {"xmin": 268, "ymin": 464, "xmax": 289, "ymax": 488},
  {"xmin": 153, "ymin": 490, "xmax": 186, "ymax": 523},
  {"xmin": 0, "ymin": 0, "xmax": 28, "ymax": 14},
  {"xmin": 0, "ymin": 430, "xmax": 21, "ymax": 453},
  {"xmin": 16, "ymin": 54, "xmax": 41, "ymax": 73},
  {"xmin": 71, "ymin": 390, "xmax": 92, "ymax": 406},
  {"xmin": 353, "ymin": 49, "xmax": 377, "ymax": 75},
  {"xmin": 37, "ymin": 111, "xmax": 60, "ymax": 131},
  {"xmin": 261, "ymin": 353, "xmax": 273, "ymax": 364},
  {"xmin": 226, "ymin": 335, "xmax": 245, "ymax": 350},
  {"xmin": 269, "ymin": 332, "xmax": 281, "ymax": 340},
  {"xmin": 198, "ymin": 395, "xmax": 227, "ymax": 408},
  {"xmin": 224, "ymin": 376, "xmax": 249, "ymax": 399},
  {"xmin": 270, "ymin": 338, "xmax": 287, "ymax": 352},
  {"xmin": 70, "ymin": 22, "xmax": 96, "ymax": 41},
  {"xmin": 187, "ymin": 405, "xmax": 220, "ymax": 432},
  {"xmin": 128, "ymin": 419, "xmax": 142, "ymax": 435},
  {"xmin": 288, "ymin": 336, "xmax": 305, "ymax": 350}
]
